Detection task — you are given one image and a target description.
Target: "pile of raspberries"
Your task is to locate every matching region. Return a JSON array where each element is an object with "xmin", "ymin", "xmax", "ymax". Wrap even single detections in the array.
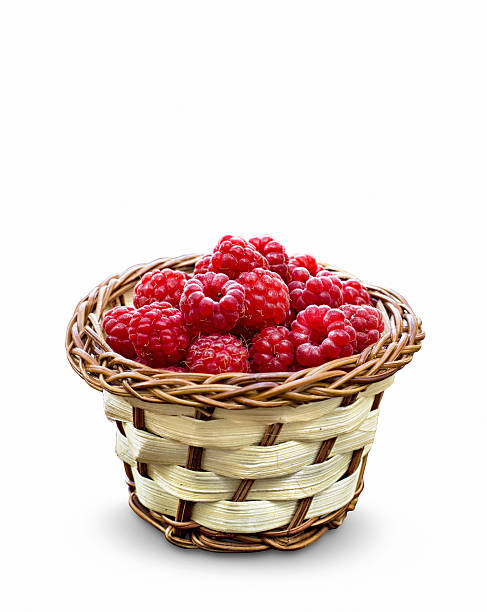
[{"xmin": 102, "ymin": 235, "xmax": 384, "ymax": 374}]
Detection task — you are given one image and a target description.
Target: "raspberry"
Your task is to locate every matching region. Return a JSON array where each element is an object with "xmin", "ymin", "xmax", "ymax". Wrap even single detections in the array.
[
  {"xmin": 289, "ymin": 270, "xmax": 343, "ymax": 312},
  {"xmin": 237, "ymin": 268, "xmax": 290, "ymax": 330},
  {"xmin": 249, "ymin": 236, "xmax": 289, "ymax": 282},
  {"xmin": 186, "ymin": 334, "xmax": 249, "ymax": 374},
  {"xmin": 209, "ymin": 235, "xmax": 268, "ymax": 280},
  {"xmin": 102, "ymin": 306, "xmax": 136, "ymax": 359},
  {"xmin": 134, "ymin": 269, "xmax": 188, "ymax": 309},
  {"xmin": 250, "ymin": 326, "xmax": 295, "ymax": 372},
  {"xmin": 194, "ymin": 255, "xmax": 212, "ymax": 275},
  {"xmin": 290, "ymin": 305, "xmax": 357, "ymax": 367},
  {"xmin": 128, "ymin": 302, "xmax": 190, "ymax": 367},
  {"xmin": 288, "ymin": 254, "xmax": 323, "ymax": 276},
  {"xmin": 179, "ymin": 271, "xmax": 245, "ymax": 333},
  {"xmin": 165, "ymin": 365, "xmax": 187, "ymax": 372},
  {"xmin": 340, "ymin": 304, "xmax": 384, "ymax": 352},
  {"xmin": 342, "ymin": 279, "xmax": 372, "ymax": 306}
]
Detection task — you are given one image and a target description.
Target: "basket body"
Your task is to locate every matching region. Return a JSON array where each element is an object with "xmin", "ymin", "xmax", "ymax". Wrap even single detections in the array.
[
  {"xmin": 105, "ymin": 376, "xmax": 393, "ymax": 551},
  {"xmin": 66, "ymin": 255, "xmax": 423, "ymax": 552}
]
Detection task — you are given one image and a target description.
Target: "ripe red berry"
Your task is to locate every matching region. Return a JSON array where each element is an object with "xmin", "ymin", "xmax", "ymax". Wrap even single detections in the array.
[
  {"xmin": 209, "ymin": 235, "xmax": 268, "ymax": 280},
  {"xmin": 186, "ymin": 334, "xmax": 249, "ymax": 374},
  {"xmin": 289, "ymin": 269, "xmax": 343, "ymax": 312},
  {"xmin": 134, "ymin": 269, "xmax": 188, "ymax": 309},
  {"xmin": 342, "ymin": 279, "xmax": 372, "ymax": 306},
  {"xmin": 102, "ymin": 306, "xmax": 137, "ymax": 359},
  {"xmin": 340, "ymin": 304, "xmax": 384, "ymax": 351},
  {"xmin": 179, "ymin": 271, "xmax": 245, "ymax": 334},
  {"xmin": 194, "ymin": 254, "xmax": 212, "ymax": 275},
  {"xmin": 249, "ymin": 236, "xmax": 290, "ymax": 282},
  {"xmin": 250, "ymin": 326, "xmax": 295, "ymax": 372},
  {"xmin": 237, "ymin": 268, "xmax": 290, "ymax": 330},
  {"xmin": 128, "ymin": 302, "xmax": 190, "ymax": 368},
  {"xmin": 290, "ymin": 305, "xmax": 357, "ymax": 367},
  {"xmin": 288, "ymin": 254, "xmax": 323, "ymax": 276}
]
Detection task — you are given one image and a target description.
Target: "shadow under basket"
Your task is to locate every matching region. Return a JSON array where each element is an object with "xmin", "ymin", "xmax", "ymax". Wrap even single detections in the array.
[{"xmin": 66, "ymin": 255, "xmax": 424, "ymax": 552}]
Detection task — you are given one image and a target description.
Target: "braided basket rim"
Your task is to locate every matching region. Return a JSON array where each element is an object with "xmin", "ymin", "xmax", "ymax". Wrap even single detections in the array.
[{"xmin": 65, "ymin": 255, "xmax": 424, "ymax": 408}]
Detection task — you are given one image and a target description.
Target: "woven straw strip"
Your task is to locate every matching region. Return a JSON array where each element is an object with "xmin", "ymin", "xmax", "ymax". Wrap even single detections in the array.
[
  {"xmin": 107, "ymin": 395, "xmax": 374, "ymax": 450},
  {"xmin": 145, "ymin": 452, "xmax": 358, "ymax": 502},
  {"xmin": 115, "ymin": 410, "xmax": 379, "ymax": 479},
  {"xmin": 131, "ymin": 465, "xmax": 362, "ymax": 533}
]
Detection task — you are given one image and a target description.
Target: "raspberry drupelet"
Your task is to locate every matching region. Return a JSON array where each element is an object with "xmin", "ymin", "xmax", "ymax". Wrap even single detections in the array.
[
  {"xmin": 340, "ymin": 304, "xmax": 384, "ymax": 352},
  {"xmin": 179, "ymin": 271, "xmax": 245, "ymax": 334},
  {"xmin": 186, "ymin": 334, "xmax": 249, "ymax": 374},
  {"xmin": 102, "ymin": 306, "xmax": 137, "ymax": 359},
  {"xmin": 237, "ymin": 268, "xmax": 290, "ymax": 330},
  {"xmin": 128, "ymin": 301, "xmax": 190, "ymax": 368},
  {"xmin": 209, "ymin": 235, "xmax": 268, "ymax": 280},
  {"xmin": 249, "ymin": 326, "xmax": 295, "ymax": 372},
  {"xmin": 133, "ymin": 268, "xmax": 188, "ymax": 309},
  {"xmin": 290, "ymin": 305, "xmax": 357, "ymax": 367}
]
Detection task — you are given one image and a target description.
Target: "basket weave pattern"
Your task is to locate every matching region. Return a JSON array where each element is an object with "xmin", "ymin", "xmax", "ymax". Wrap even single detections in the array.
[{"xmin": 66, "ymin": 255, "xmax": 424, "ymax": 552}]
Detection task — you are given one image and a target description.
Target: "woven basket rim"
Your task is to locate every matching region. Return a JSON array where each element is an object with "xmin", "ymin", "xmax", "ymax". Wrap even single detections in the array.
[{"xmin": 65, "ymin": 254, "xmax": 424, "ymax": 408}]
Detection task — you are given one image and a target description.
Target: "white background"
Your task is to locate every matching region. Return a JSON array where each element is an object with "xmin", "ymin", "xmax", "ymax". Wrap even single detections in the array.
[{"xmin": 1, "ymin": 2, "xmax": 486, "ymax": 611}]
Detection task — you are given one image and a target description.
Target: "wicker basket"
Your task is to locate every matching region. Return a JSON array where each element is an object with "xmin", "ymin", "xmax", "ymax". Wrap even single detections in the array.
[{"xmin": 66, "ymin": 255, "xmax": 423, "ymax": 552}]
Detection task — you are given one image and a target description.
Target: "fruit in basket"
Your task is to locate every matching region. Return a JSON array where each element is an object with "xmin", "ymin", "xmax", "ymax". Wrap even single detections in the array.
[
  {"xmin": 237, "ymin": 268, "xmax": 290, "ymax": 330},
  {"xmin": 133, "ymin": 268, "xmax": 188, "ymax": 308},
  {"xmin": 100, "ymin": 235, "xmax": 383, "ymax": 374},
  {"xmin": 102, "ymin": 306, "xmax": 137, "ymax": 359},
  {"xmin": 290, "ymin": 305, "xmax": 357, "ymax": 367},
  {"xmin": 342, "ymin": 279, "xmax": 372, "ymax": 306},
  {"xmin": 128, "ymin": 302, "xmax": 190, "ymax": 367},
  {"xmin": 209, "ymin": 235, "xmax": 268, "ymax": 279},
  {"xmin": 180, "ymin": 271, "xmax": 245, "ymax": 333},
  {"xmin": 186, "ymin": 333, "xmax": 249, "ymax": 374},
  {"xmin": 249, "ymin": 326, "xmax": 295, "ymax": 372},
  {"xmin": 340, "ymin": 304, "xmax": 384, "ymax": 351},
  {"xmin": 249, "ymin": 236, "xmax": 290, "ymax": 282}
]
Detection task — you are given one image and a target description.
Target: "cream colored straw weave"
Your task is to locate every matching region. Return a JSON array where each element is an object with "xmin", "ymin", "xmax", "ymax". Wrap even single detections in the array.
[{"xmin": 107, "ymin": 376, "xmax": 393, "ymax": 533}]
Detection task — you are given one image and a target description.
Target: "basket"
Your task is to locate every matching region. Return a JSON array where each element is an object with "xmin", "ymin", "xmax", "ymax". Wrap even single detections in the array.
[{"xmin": 66, "ymin": 255, "xmax": 424, "ymax": 552}]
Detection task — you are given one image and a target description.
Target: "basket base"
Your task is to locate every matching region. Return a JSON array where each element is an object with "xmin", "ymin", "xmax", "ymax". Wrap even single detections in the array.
[{"xmin": 126, "ymin": 458, "xmax": 367, "ymax": 553}]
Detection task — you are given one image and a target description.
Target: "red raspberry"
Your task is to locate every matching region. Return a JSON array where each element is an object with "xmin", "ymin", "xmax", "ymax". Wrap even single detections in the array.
[
  {"xmin": 342, "ymin": 279, "xmax": 372, "ymax": 306},
  {"xmin": 249, "ymin": 236, "xmax": 289, "ymax": 282},
  {"xmin": 102, "ymin": 306, "xmax": 136, "ymax": 359},
  {"xmin": 289, "ymin": 269, "xmax": 343, "ymax": 312},
  {"xmin": 179, "ymin": 271, "xmax": 245, "ymax": 333},
  {"xmin": 209, "ymin": 235, "xmax": 268, "ymax": 280},
  {"xmin": 340, "ymin": 304, "xmax": 384, "ymax": 351},
  {"xmin": 238, "ymin": 268, "xmax": 290, "ymax": 330},
  {"xmin": 194, "ymin": 255, "xmax": 212, "ymax": 275},
  {"xmin": 186, "ymin": 334, "xmax": 249, "ymax": 374},
  {"xmin": 165, "ymin": 365, "xmax": 187, "ymax": 372},
  {"xmin": 290, "ymin": 305, "xmax": 357, "ymax": 367},
  {"xmin": 250, "ymin": 326, "xmax": 295, "ymax": 372},
  {"xmin": 288, "ymin": 254, "xmax": 323, "ymax": 276},
  {"xmin": 128, "ymin": 302, "xmax": 190, "ymax": 368},
  {"xmin": 134, "ymin": 269, "xmax": 188, "ymax": 309}
]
